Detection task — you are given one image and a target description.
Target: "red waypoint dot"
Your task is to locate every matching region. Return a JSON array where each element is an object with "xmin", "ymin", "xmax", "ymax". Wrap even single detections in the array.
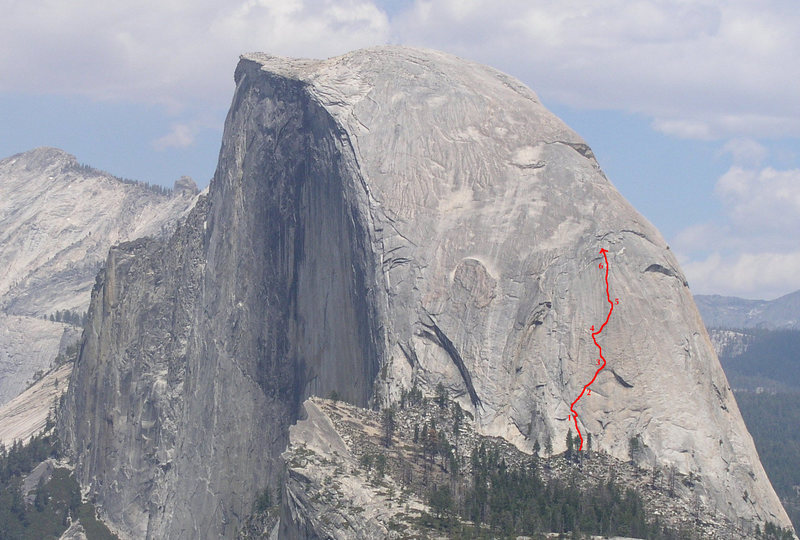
[{"xmin": 570, "ymin": 248, "xmax": 616, "ymax": 451}]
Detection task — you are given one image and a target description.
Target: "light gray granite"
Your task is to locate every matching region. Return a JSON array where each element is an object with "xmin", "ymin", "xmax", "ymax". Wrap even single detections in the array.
[{"xmin": 59, "ymin": 46, "xmax": 792, "ymax": 538}]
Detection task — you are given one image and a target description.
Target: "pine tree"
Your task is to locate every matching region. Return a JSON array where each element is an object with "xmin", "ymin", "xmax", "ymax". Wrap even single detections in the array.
[
  {"xmin": 34, "ymin": 475, "xmax": 47, "ymax": 511},
  {"xmin": 424, "ymin": 423, "xmax": 438, "ymax": 463},
  {"xmin": 628, "ymin": 436, "xmax": 640, "ymax": 463},
  {"xmin": 566, "ymin": 428, "xmax": 574, "ymax": 458},
  {"xmin": 381, "ymin": 408, "xmax": 396, "ymax": 447},
  {"xmin": 452, "ymin": 401, "xmax": 463, "ymax": 434},
  {"xmin": 429, "ymin": 485, "xmax": 454, "ymax": 518},
  {"xmin": 435, "ymin": 382, "xmax": 448, "ymax": 408}
]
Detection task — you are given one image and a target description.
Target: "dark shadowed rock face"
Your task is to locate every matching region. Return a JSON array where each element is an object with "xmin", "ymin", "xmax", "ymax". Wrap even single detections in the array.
[
  {"xmin": 60, "ymin": 58, "xmax": 382, "ymax": 539},
  {"xmin": 60, "ymin": 46, "xmax": 792, "ymax": 537}
]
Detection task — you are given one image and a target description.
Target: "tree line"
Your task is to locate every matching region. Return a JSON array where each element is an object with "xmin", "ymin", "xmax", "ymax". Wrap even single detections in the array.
[
  {"xmin": 43, "ymin": 310, "xmax": 87, "ymax": 327},
  {"xmin": 378, "ymin": 383, "xmax": 794, "ymax": 539},
  {"xmin": 0, "ymin": 425, "xmax": 117, "ymax": 539},
  {"xmin": 68, "ymin": 162, "xmax": 173, "ymax": 196}
]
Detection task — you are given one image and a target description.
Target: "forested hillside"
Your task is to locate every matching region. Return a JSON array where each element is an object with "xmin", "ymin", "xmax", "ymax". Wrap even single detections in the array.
[{"xmin": 713, "ymin": 327, "xmax": 800, "ymax": 531}]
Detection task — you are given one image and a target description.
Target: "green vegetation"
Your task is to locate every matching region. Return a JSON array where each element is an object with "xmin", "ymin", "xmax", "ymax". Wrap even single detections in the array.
[
  {"xmin": 719, "ymin": 328, "xmax": 800, "ymax": 393},
  {"xmin": 68, "ymin": 162, "xmax": 172, "ymax": 196},
  {"xmin": 756, "ymin": 520, "xmax": 796, "ymax": 540},
  {"xmin": 0, "ymin": 432, "xmax": 117, "ymax": 539},
  {"xmin": 45, "ymin": 310, "xmax": 87, "ymax": 328},
  {"xmin": 414, "ymin": 436, "xmax": 794, "ymax": 539},
  {"xmin": 438, "ymin": 442, "xmax": 676, "ymax": 538},
  {"xmin": 713, "ymin": 327, "xmax": 800, "ymax": 532},
  {"xmin": 381, "ymin": 408, "xmax": 396, "ymax": 447},
  {"xmin": 734, "ymin": 391, "xmax": 800, "ymax": 532},
  {"xmin": 0, "ymin": 433, "xmax": 60, "ymax": 485},
  {"xmin": 434, "ymin": 383, "xmax": 448, "ymax": 409},
  {"xmin": 253, "ymin": 487, "xmax": 272, "ymax": 513},
  {"xmin": 400, "ymin": 383, "xmax": 425, "ymax": 409},
  {"xmin": 394, "ymin": 400, "xmax": 679, "ymax": 538},
  {"xmin": 54, "ymin": 342, "xmax": 80, "ymax": 367}
]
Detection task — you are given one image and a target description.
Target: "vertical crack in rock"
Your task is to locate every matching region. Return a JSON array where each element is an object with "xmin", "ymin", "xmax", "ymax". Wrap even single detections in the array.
[{"xmin": 398, "ymin": 341, "xmax": 417, "ymax": 368}]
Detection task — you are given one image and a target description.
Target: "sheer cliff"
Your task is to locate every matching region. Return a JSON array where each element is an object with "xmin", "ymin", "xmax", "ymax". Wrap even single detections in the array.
[
  {"xmin": 60, "ymin": 46, "xmax": 792, "ymax": 537},
  {"xmin": 0, "ymin": 148, "xmax": 198, "ymax": 405}
]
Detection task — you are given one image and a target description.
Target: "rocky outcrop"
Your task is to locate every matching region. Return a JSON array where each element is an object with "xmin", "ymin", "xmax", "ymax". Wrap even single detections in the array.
[
  {"xmin": 0, "ymin": 314, "xmax": 78, "ymax": 404},
  {"xmin": 0, "ymin": 362, "xmax": 71, "ymax": 447},
  {"xmin": 707, "ymin": 328, "xmax": 755, "ymax": 359},
  {"xmin": 0, "ymin": 147, "xmax": 198, "ymax": 405},
  {"xmin": 173, "ymin": 176, "xmax": 199, "ymax": 197},
  {"xmin": 60, "ymin": 46, "xmax": 793, "ymax": 537},
  {"xmin": 61, "ymin": 49, "xmax": 386, "ymax": 536},
  {"xmin": 280, "ymin": 397, "xmax": 758, "ymax": 539},
  {"xmin": 59, "ymin": 522, "xmax": 88, "ymax": 540},
  {"xmin": 280, "ymin": 399, "xmax": 428, "ymax": 539}
]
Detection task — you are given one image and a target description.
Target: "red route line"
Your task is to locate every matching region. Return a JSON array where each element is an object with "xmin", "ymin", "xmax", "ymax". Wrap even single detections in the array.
[{"xmin": 570, "ymin": 248, "xmax": 614, "ymax": 451}]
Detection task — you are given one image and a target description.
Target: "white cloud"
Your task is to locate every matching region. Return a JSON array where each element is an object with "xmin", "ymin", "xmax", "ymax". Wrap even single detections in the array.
[
  {"xmin": 1, "ymin": 1, "xmax": 799, "ymax": 143},
  {"xmin": 716, "ymin": 166, "xmax": 800, "ymax": 236},
  {"xmin": 674, "ymin": 163, "xmax": 800, "ymax": 298},
  {"xmin": 720, "ymin": 138, "xmax": 768, "ymax": 167},
  {"xmin": 652, "ymin": 119, "xmax": 714, "ymax": 140},
  {"xmin": 0, "ymin": 0, "xmax": 389, "ymax": 106},
  {"xmin": 683, "ymin": 250, "xmax": 800, "ymax": 299},
  {"xmin": 153, "ymin": 124, "xmax": 195, "ymax": 150},
  {"xmin": 391, "ymin": 0, "xmax": 800, "ymax": 140}
]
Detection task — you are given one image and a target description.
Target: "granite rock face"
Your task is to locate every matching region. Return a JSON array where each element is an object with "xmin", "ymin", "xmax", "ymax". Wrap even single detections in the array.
[
  {"xmin": 0, "ymin": 148, "xmax": 198, "ymax": 405},
  {"xmin": 0, "ymin": 147, "xmax": 197, "ymax": 317},
  {"xmin": 0, "ymin": 314, "xmax": 78, "ymax": 404},
  {"xmin": 0, "ymin": 362, "xmax": 72, "ymax": 447},
  {"xmin": 61, "ymin": 46, "xmax": 792, "ymax": 536},
  {"xmin": 280, "ymin": 399, "xmax": 428, "ymax": 539},
  {"xmin": 60, "ymin": 56, "xmax": 383, "ymax": 537}
]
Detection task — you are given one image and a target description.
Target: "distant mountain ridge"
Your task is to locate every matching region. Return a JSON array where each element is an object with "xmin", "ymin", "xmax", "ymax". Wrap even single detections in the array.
[
  {"xmin": 0, "ymin": 147, "xmax": 199, "ymax": 317},
  {"xmin": 0, "ymin": 147, "xmax": 199, "ymax": 405},
  {"xmin": 696, "ymin": 290, "xmax": 800, "ymax": 330}
]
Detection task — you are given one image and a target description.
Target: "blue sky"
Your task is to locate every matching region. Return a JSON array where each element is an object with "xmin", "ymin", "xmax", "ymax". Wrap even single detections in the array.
[{"xmin": 1, "ymin": 0, "xmax": 799, "ymax": 300}]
